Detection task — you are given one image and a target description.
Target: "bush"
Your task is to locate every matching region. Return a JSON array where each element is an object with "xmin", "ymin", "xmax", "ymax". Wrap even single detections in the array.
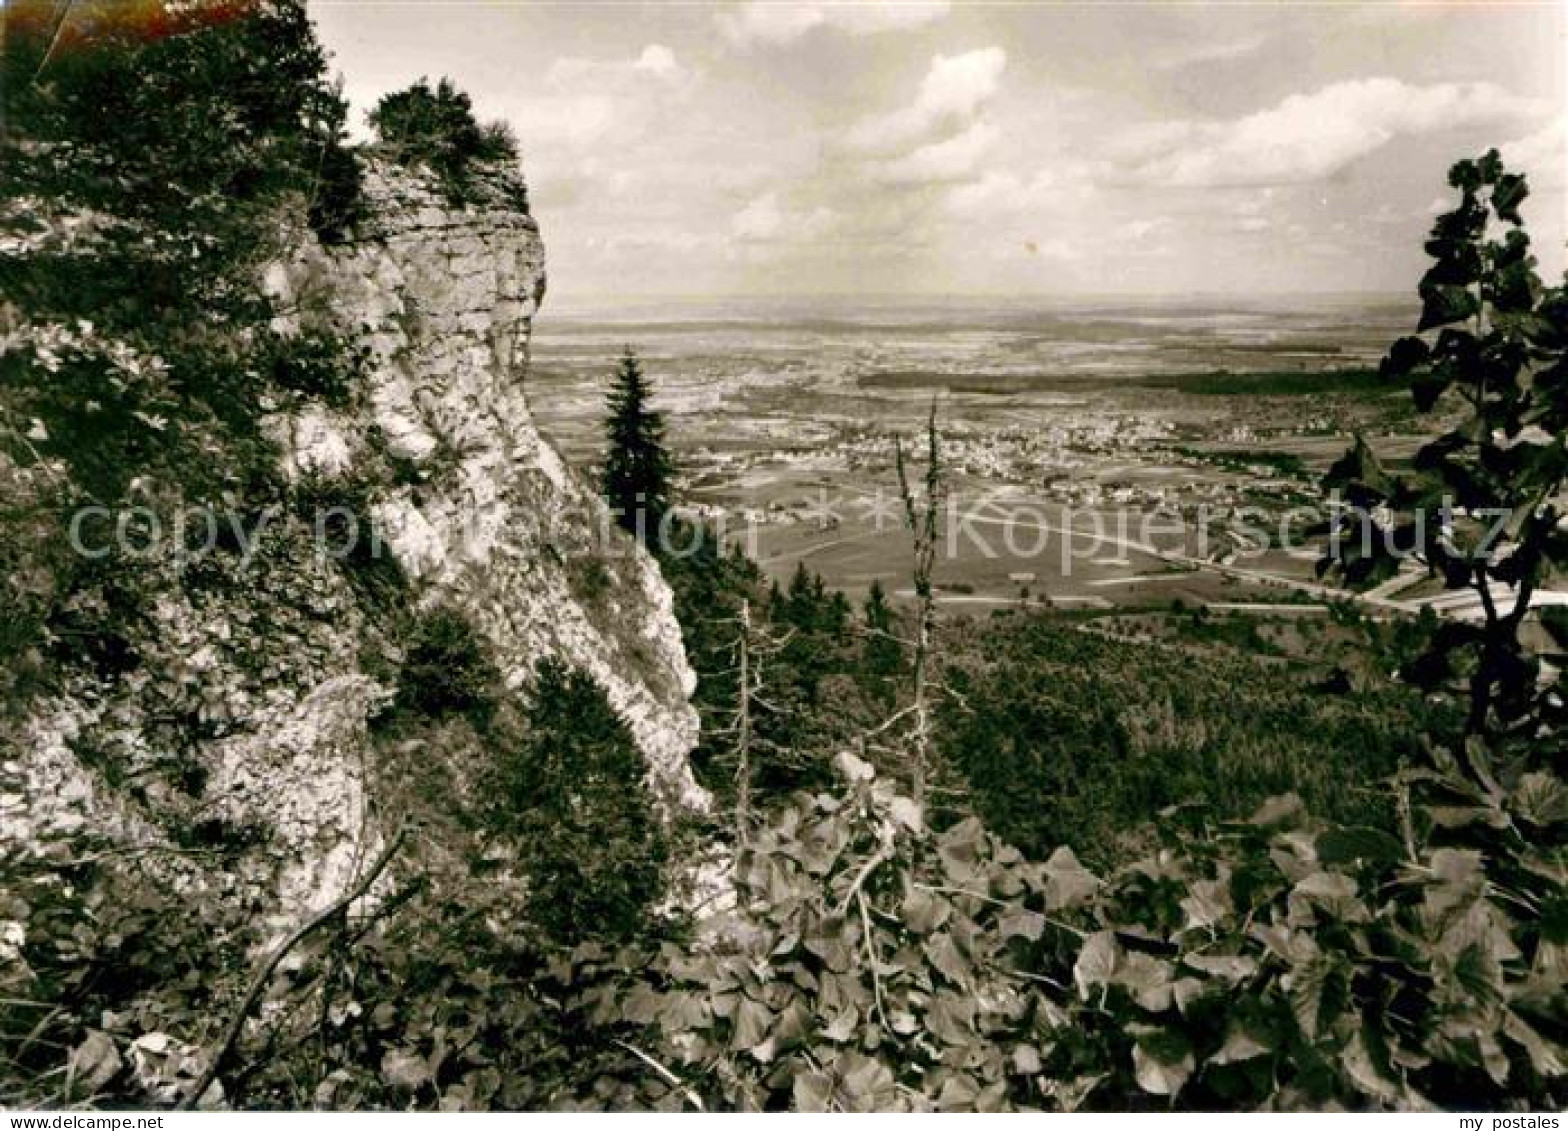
[
  {"xmin": 368, "ymin": 78, "xmax": 523, "ymax": 208},
  {"xmin": 394, "ymin": 607, "xmax": 500, "ymax": 728},
  {"xmin": 490, "ymin": 658, "xmax": 668, "ymax": 944}
]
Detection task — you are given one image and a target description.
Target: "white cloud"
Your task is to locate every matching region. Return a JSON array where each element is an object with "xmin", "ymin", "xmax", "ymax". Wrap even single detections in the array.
[
  {"xmin": 946, "ymin": 170, "xmax": 1047, "ymax": 217},
  {"xmin": 545, "ymin": 43, "xmax": 695, "ymax": 93},
  {"xmin": 731, "ymin": 192, "xmax": 838, "ymax": 242},
  {"xmin": 1110, "ymin": 78, "xmax": 1543, "ymax": 187},
  {"xmin": 846, "ymin": 47, "xmax": 1007, "ymax": 154},
  {"xmin": 501, "ymin": 94, "xmax": 618, "ymax": 147},
  {"xmin": 718, "ymin": 1, "xmax": 949, "ymax": 46},
  {"xmin": 635, "ymin": 44, "xmax": 681, "ymax": 80},
  {"xmin": 871, "ymin": 121, "xmax": 997, "ymax": 184},
  {"xmin": 943, "ymin": 165, "xmax": 1096, "ymax": 220},
  {"xmin": 1112, "ymin": 217, "xmax": 1169, "ymax": 242},
  {"xmin": 1501, "ymin": 118, "xmax": 1567, "ymax": 188},
  {"xmin": 1153, "ymin": 34, "xmax": 1268, "ymax": 71},
  {"xmin": 501, "ymin": 45, "xmax": 696, "ymax": 151}
]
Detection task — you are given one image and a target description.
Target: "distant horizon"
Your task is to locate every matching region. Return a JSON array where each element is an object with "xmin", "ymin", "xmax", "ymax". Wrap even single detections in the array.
[
  {"xmin": 534, "ymin": 289, "xmax": 1423, "ymax": 314},
  {"xmin": 537, "ymin": 288, "xmax": 1421, "ymax": 304}
]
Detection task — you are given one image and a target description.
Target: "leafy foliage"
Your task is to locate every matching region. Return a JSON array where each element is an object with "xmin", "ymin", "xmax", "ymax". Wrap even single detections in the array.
[
  {"xmin": 1322, "ymin": 150, "xmax": 1568, "ymax": 749},
  {"xmin": 0, "ymin": 0, "xmax": 370, "ymax": 715},
  {"xmin": 860, "ymin": 580, "xmax": 906, "ymax": 700},
  {"xmin": 540, "ymin": 752, "xmax": 1565, "ymax": 1111},
  {"xmin": 0, "ymin": 0, "xmax": 364, "ymax": 496},
  {"xmin": 368, "ymin": 78, "xmax": 524, "ymax": 209},
  {"xmin": 391, "ymin": 606, "xmax": 501, "ymax": 729}
]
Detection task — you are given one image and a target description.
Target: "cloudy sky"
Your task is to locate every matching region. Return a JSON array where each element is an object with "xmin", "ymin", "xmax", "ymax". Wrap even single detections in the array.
[{"xmin": 311, "ymin": 1, "xmax": 1567, "ymax": 300}]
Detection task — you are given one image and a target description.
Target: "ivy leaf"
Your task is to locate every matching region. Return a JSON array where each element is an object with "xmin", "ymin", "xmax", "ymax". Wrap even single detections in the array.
[
  {"xmin": 1511, "ymin": 773, "xmax": 1568, "ymax": 829},
  {"xmin": 926, "ymin": 932, "xmax": 970, "ymax": 987},
  {"xmin": 1492, "ymin": 173, "xmax": 1529, "ymax": 224},
  {"xmin": 1341, "ymin": 1027, "xmax": 1405, "ymax": 1104},
  {"xmin": 380, "ymin": 1048, "xmax": 431, "ymax": 1095},
  {"xmin": 730, "ymin": 996, "xmax": 773, "ymax": 1051},
  {"xmin": 1074, "ymin": 930, "xmax": 1121, "ymax": 999},
  {"xmin": 1182, "ymin": 953, "xmax": 1257, "ymax": 984},
  {"xmin": 750, "ymin": 1000, "xmax": 810, "ymax": 1063},
  {"xmin": 67, "ymin": 1030, "xmax": 122, "ymax": 1096},
  {"xmin": 822, "ymin": 1005, "xmax": 860, "ymax": 1043},
  {"xmin": 998, "ymin": 908, "xmax": 1046, "ymax": 942},
  {"xmin": 927, "ymin": 994, "xmax": 976, "ymax": 1046},
  {"xmin": 888, "ymin": 796, "xmax": 923, "ymax": 833},
  {"xmin": 839, "ymin": 1055, "xmax": 897, "ymax": 1111},
  {"xmin": 792, "ymin": 1071, "xmax": 833, "ymax": 1113},
  {"xmin": 1041, "ymin": 845, "xmax": 1100, "ymax": 910},
  {"xmin": 1132, "ymin": 1029, "xmax": 1195, "ymax": 1097},
  {"xmin": 1180, "ymin": 876, "xmax": 1232, "ymax": 930},
  {"xmin": 622, "ymin": 985, "xmax": 665, "ymax": 1025},
  {"xmin": 935, "ymin": 1072, "xmax": 981, "ymax": 1111},
  {"xmin": 1316, "ymin": 826, "xmax": 1405, "ymax": 867},
  {"xmin": 1209, "ymin": 1024, "xmax": 1271, "ymax": 1066},
  {"xmin": 805, "ymin": 928, "xmax": 854, "ymax": 974},
  {"xmin": 1248, "ymin": 793, "xmax": 1306, "ymax": 830},
  {"xmin": 937, "ymin": 820, "xmax": 986, "ymax": 886},
  {"xmin": 834, "ymin": 750, "xmax": 876, "ymax": 783},
  {"xmin": 1419, "ymin": 281, "xmax": 1480, "ymax": 331},
  {"xmin": 901, "ymin": 887, "xmax": 950, "ymax": 935},
  {"xmin": 1288, "ymin": 871, "xmax": 1367, "ymax": 927},
  {"xmin": 1120, "ymin": 952, "xmax": 1178, "ymax": 1012},
  {"xmin": 1289, "ymin": 953, "xmax": 1349, "ymax": 1040},
  {"xmin": 1041, "ymin": 1073, "xmax": 1105, "ymax": 1112},
  {"xmin": 1012, "ymin": 1044, "xmax": 1043, "ymax": 1075}
]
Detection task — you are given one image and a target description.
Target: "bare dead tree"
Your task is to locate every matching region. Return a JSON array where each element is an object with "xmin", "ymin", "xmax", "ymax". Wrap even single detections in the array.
[
  {"xmin": 734, "ymin": 598, "xmax": 754, "ymax": 841},
  {"xmin": 702, "ymin": 601, "xmax": 795, "ymax": 846},
  {"xmin": 893, "ymin": 401, "xmax": 946, "ymax": 809}
]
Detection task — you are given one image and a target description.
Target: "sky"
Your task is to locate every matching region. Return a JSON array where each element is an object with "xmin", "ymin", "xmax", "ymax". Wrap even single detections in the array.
[{"xmin": 309, "ymin": 1, "xmax": 1568, "ymax": 301}]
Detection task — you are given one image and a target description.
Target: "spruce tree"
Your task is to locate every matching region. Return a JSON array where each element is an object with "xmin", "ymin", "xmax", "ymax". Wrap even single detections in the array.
[
  {"xmin": 862, "ymin": 579, "xmax": 904, "ymax": 693},
  {"xmin": 601, "ymin": 347, "xmax": 674, "ymax": 540},
  {"xmin": 497, "ymin": 658, "xmax": 666, "ymax": 942}
]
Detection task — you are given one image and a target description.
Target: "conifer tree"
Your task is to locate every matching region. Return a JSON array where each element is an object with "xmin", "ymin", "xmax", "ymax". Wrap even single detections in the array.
[
  {"xmin": 861, "ymin": 580, "xmax": 904, "ymax": 695},
  {"xmin": 601, "ymin": 348, "xmax": 674, "ymax": 540}
]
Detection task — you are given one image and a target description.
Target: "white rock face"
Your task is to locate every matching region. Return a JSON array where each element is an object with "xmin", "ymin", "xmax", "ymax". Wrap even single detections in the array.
[
  {"xmin": 3, "ymin": 158, "xmax": 704, "ymax": 942},
  {"xmin": 269, "ymin": 161, "xmax": 705, "ymax": 811}
]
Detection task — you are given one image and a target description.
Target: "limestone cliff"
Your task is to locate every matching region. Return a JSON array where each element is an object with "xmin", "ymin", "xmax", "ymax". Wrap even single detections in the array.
[
  {"xmin": 266, "ymin": 160, "xmax": 703, "ymax": 809},
  {"xmin": 1, "ymin": 157, "xmax": 704, "ymax": 934}
]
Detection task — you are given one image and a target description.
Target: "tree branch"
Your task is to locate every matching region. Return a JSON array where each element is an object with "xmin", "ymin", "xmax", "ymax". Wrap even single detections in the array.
[{"xmin": 180, "ymin": 827, "xmax": 407, "ymax": 1111}]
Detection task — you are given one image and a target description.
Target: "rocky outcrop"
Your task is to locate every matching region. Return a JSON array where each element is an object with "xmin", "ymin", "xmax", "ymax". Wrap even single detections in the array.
[
  {"xmin": 1, "ymin": 157, "xmax": 704, "ymax": 935},
  {"xmin": 265, "ymin": 160, "xmax": 704, "ymax": 811}
]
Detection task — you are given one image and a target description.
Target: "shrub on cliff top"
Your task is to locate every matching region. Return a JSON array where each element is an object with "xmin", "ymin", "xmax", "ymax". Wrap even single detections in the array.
[{"xmin": 368, "ymin": 77, "xmax": 525, "ymax": 209}]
